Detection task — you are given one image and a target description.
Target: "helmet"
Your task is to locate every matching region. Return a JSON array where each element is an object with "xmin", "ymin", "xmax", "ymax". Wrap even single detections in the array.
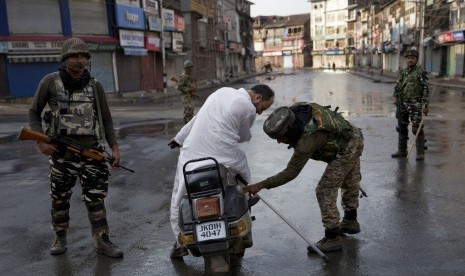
[
  {"xmin": 184, "ymin": 60, "xmax": 193, "ymax": 68},
  {"xmin": 61, "ymin": 38, "xmax": 91, "ymax": 61},
  {"xmin": 263, "ymin": 106, "xmax": 295, "ymax": 139},
  {"xmin": 404, "ymin": 49, "xmax": 419, "ymax": 58}
]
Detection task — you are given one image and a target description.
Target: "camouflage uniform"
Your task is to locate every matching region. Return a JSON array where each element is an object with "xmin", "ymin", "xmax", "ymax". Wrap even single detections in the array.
[
  {"xmin": 28, "ymin": 37, "xmax": 122, "ymax": 257},
  {"xmin": 394, "ymin": 65, "xmax": 430, "ymax": 155},
  {"xmin": 178, "ymin": 70, "xmax": 197, "ymax": 124},
  {"xmin": 260, "ymin": 103, "xmax": 364, "ymax": 230}
]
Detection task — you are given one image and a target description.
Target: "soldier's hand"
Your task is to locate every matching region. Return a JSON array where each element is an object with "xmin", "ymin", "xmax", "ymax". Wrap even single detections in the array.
[
  {"xmin": 168, "ymin": 139, "xmax": 180, "ymax": 149},
  {"xmin": 422, "ymin": 106, "xmax": 429, "ymax": 116},
  {"xmin": 37, "ymin": 141, "xmax": 58, "ymax": 156},
  {"xmin": 242, "ymin": 183, "xmax": 264, "ymax": 195}
]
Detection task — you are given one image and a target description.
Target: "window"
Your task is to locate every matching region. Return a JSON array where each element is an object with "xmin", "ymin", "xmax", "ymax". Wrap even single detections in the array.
[{"xmin": 451, "ymin": 9, "xmax": 458, "ymax": 26}]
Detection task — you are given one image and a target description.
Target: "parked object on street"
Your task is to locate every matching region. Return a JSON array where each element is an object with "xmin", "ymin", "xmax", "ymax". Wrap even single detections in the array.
[{"xmin": 177, "ymin": 157, "xmax": 254, "ymax": 274}]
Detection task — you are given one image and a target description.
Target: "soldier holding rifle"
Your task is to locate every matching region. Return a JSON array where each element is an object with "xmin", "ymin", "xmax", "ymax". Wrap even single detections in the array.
[{"xmin": 27, "ymin": 37, "xmax": 123, "ymax": 258}]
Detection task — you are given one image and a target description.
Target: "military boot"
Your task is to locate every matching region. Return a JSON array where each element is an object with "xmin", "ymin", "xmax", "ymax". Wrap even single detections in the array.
[
  {"xmin": 307, "ymin": 228, "xmax": 343, "ymax": 254},
  {"xmin": 416, "ymin": 132, "xmax": 425, "ymax": 161},
  {"xmin": 94, "ymin": 233, "xmax": 123, "ymax": 258},
  {"xmin": 340, "ymin": 209, "xmax": 361, "ymax": 234},
  {"xmin": 391, "ymin": 151, "xmax": 407, "ymax": 158},
  {"xmin": 392, "ymin": 127, "xmax": 408, "ymax": 158},
  {"xmin": 50, "ymin": 230, "xmax": 67, "ymax": 255}
]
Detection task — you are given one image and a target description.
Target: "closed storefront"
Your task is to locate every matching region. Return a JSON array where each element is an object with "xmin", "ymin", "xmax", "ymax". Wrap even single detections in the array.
[
  {"xmin": 6, "ymin": 0, "xmax": 61, "ymax": 35},
  {"xmin": 7, "ymin": 60, "xmax": 61, "ymax": 98},
  {"xmin": 90, "ymin": 51, "xmax": 115, "ymax": 92},
  {"xmin": 114, "ymin": 2, "xmax": 146, "ymax": 93},
  {"xmin": 69, "ymin": 0, "xmax": 108, "ymax": 35},
  {"xmin": 6, "ymin": 41, "xmax": 62, "ymax": 98},
  {"xmin": 116, "ymin": 51, "xmax": 141, "ymax": 92}
]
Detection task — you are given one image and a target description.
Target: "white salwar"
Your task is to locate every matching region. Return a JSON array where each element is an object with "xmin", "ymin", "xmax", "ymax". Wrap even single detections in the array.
[{"xmin": 170, "ymin": 87, "xmax": 256, "ymax": 239}]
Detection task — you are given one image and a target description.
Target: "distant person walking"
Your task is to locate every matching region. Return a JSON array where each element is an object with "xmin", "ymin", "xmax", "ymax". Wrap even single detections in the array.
[
  {"xmin": 178, "ymin": 60, "xmax": 197, "ymax": 124},
  {"xmin": 391, "ymin": 49, "xmax": 430, "ymax": 161}
]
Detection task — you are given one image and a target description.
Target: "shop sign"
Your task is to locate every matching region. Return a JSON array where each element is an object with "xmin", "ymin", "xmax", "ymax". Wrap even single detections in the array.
[
  {"xmin": 115, "ymin": 4, "xmax": 145, "ymax": 30},
  {"xmin": 175, "ymin": 15, "xmax": 185, "ymax": 32},
  {"xmin": 142, "ymin": 0, "xmax": 158, "ymax": 14},
  {"xmin": 453, "ymin": 30, "xmax": 464, "ymax": 42},
  {"xmin": 148, "ymin": 16, "xmax": 162, "ymax": 32},
  {"xmin": 116, "ymin": 0, "xmax": 140, "ymax": 7},
  {"xmin": 119, "ymin": 29, "xmax": 145, "ymax": 47},
  {"xmin": 163, "ymin": 9, "xmax": 175, "ymax": 31},
  {"xmin": 263, "ymin": 51, "xmax": 282, "ymax": 56},
  {"xmin": 0, "ymin": 42, "xmax": 7, "ymax": 53},
  {"xmin": 7, "ymin": 41, "xmax": 63, "ymax": 54},
  {"xmin": 323, "ymin": 49, "xmax": 345, "ymax": 55},
  {"xmin": 163, "ymin": 31, "xmax": 172, "ymax": 49},
  {"xmin": 172, "ymin": 32, "xmax": 183, "ymax": 52},
  {"xmin": 145, "ymin": 33, "xmax": 160, "ymax": 51}
]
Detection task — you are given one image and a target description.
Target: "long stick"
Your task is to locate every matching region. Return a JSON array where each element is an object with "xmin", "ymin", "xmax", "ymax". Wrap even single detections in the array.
[
  {"xmin": 406, "ymin": 85, "xmax": 436, "ymax": 159},
  {"xmin": 406, "ymin": 115, "xmax": 425, "ymax": 159},
  {"xmin": 257, "ymin": 195, "xmax": 330, "ymax": 262}
]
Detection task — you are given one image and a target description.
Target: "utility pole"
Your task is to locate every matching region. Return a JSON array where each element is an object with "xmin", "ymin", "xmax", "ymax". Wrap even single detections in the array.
[
  {"xmin": 418, "ymin": 0, "xmax": 425, "ymax": 67},
  {"xmin": 160, "ymin": 0, "xmax": 167, "ymax": 94}
]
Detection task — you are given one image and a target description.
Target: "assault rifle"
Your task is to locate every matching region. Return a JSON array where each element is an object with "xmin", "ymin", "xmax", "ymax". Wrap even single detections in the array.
[{"xmin": 17, "ymin": 127, "xmax": 134, "ymax": 173}]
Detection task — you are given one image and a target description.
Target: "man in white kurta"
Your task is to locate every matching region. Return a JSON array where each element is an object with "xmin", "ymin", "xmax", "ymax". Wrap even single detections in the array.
[{"xmin": 169, "ymin": 85, "xmax": 274, "ymax": 258}]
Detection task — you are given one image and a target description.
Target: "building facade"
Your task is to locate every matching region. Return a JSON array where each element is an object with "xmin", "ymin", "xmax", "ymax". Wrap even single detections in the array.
[
  {"xmin": 253, "ymin": 14, "xmax": 311, "ymax": 71},
  {"xmin": 0, "ymin": 0, "xmax": 255, "ymax": 99}
]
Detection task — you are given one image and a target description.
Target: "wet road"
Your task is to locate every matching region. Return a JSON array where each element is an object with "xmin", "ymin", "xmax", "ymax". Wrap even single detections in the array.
[{"xmin": 1, "ymin": 70, "xmax": 465, "ymax": 275}]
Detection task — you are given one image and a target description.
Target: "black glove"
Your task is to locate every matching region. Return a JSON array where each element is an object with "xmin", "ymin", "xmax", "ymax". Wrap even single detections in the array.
[{"xmin": 168, "ymin": 140, "xmax": 180, "ymax": 149}]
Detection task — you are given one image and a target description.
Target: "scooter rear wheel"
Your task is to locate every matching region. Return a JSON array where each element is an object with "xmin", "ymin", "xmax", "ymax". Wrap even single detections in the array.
[{"xmin": 204, "ymin": 252, "xmax": 230, "ymax": 274}]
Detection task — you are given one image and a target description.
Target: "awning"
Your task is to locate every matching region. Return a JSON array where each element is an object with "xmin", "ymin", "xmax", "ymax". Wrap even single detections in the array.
[
  {"xmin": 123, "ymin": 47, "xmax": 147, "ymax": 56},
  {"xmin": 7, "ymin": 54, "xmax": 61, "ymax": 63},
  {"xmin": 165, "ymin": 50, "xmax": 187, "ymax": 58},
  {"xmin": 422, "ymin": 37, "xmax": 433, "ymax": 46}
]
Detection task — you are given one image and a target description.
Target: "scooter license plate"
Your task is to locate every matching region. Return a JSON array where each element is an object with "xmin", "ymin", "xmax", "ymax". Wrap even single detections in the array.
[{"xmin": 195, "ymin": 220, "xmax": 226, "ymax": 242}]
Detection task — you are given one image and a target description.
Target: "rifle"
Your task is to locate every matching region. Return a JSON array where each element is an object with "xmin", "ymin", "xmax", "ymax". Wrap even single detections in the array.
[
  {"xmin": 17, "ymin": 127, "xmax": 134, "ymax": 173},
  {"xmin": 170, "ymin": 75, "xmax": 199, "ymax": 100}
]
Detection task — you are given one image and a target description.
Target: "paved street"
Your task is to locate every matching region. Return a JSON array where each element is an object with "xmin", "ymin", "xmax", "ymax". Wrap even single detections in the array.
[{"xmin": 1, "ymin": 70, "xmax": 465, "ymax": 275}]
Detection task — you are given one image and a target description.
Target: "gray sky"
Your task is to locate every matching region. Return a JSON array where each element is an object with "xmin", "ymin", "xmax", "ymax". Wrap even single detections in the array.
[{"xmin": 250, "ymin": 0, "xmax": 310, "ymax": 17}]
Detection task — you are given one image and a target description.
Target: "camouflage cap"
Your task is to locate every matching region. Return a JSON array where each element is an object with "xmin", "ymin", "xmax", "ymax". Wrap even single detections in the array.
[
  {"xmin": 61, "ymin": 37, "xmax": 91, "ymax": 61},
  {"xmin": 184, "ymin": 60, "xmax": 193, "ymax": 68},
  {"xmin": 263, "ymin": 106, "xmax": 295, "ymax": 139},
  {"xmin": 404, "ymin": 49, "xmax": 419, "ymax": 58}
]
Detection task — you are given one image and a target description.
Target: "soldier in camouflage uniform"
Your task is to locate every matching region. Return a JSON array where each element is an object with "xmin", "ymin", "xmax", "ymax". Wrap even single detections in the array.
[
  {"xmin": 28, "ymin": 38, "xmax": 123, "ymax": 258},
  {"xmin": 392, "ymin": 49, "xmax": 430, "ymax": 160},
  {"xmin": 178, "ymin": 60, "xmax": 197, "ymax": 124},
  {"xmin": 243, "ymin": 103, "xmax": 364, "ymax": 253}
]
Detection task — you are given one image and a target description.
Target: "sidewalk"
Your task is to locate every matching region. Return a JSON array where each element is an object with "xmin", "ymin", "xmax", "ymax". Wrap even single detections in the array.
[{"xmin": 348, "ymin": 67, "xmax": 465, "ymax": 90}]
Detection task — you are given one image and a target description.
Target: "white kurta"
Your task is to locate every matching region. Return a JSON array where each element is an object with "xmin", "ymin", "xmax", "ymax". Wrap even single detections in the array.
[{"xmin": 170, "ymin": 87, "xmax": 256, "ymax": 239}]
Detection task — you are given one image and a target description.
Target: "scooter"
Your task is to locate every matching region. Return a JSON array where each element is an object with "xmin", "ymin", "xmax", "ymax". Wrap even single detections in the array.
[{"xmin": 178, "ymin": 157, "xmax": 254, "ymax": 274}]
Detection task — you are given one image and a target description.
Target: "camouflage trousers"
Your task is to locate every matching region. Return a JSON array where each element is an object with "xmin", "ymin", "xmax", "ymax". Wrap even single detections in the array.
[
  {"xmin": 316, "ymin": 127, "xmax": 364, "ymax": 230},
  {"xmin": 182, "ymin": 95, "xmax": 194, "ymax": 124},
  {"xmin": 398, "ymin": 100, "xmax": 425, "ymax": 153},
  {"xmin": 49, "ymin": 156, "xmax": 110, "ymax": 236}
]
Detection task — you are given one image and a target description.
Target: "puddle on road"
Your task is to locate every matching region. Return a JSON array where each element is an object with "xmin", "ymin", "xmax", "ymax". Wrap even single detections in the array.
[{"xmin": 117, "ymin": 120, "xmax": 184, "ymax": 139}]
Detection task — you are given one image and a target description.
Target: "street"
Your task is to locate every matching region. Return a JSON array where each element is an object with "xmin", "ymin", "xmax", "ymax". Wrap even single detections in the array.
[{"xmin": 1, "ymin": 70, "xmax": 465, "ymax": 275}]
